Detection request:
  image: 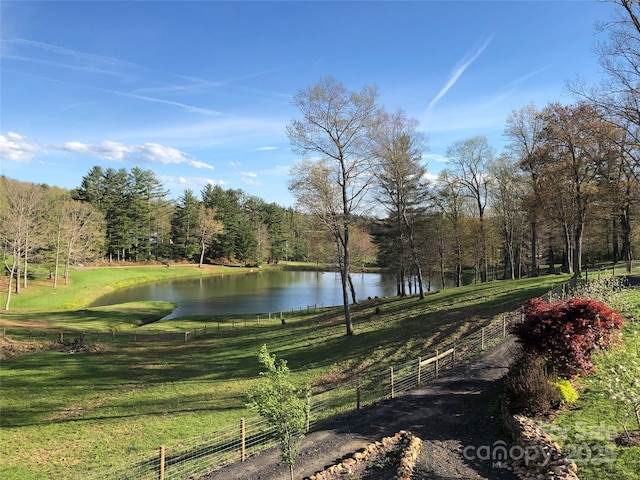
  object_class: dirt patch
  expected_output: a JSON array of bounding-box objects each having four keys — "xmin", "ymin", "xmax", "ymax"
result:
[{"xmin": 612, "ymin": 430, "xmax": 640, "ymax": 447}]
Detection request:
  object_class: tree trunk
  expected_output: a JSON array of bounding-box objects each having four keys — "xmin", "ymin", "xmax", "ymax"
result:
[
  {"xmin": 64, "ymin": 244, "xmax": 72, "ymax": 286},
  {"xmin": 403, "ymin": 214, "xmax": 424, "ymax": 299},
  {"xmin": 15, "ymin": 257, "xmax": 21, "ymax": 295},
  {"xmin": 347, "ymin": 274, "xmax": 357, "ymax": 304},
  {"xmin": 620, "ymin": 205, "xmax": 633, "ymax": 273},
  {"xmin": 563, "ymin": 224, "xmax": 573, "ymax": 274},
  {"xmin": 23, "ymin": 231, "xmax": 29, "ymax": 289},
  {"xmin": 438, "ymin": 231, "xmax": 446, "ymax": 290},
  {"xmin": 199, "ymin": 241, "xmax": 206, "ymax": 268},
  {"xmin": 530, "ymin": 218, "xmax": 538, "ymax": 277},
  {"xmin": 573, "ymin": 223, "xmax": 584, "ymax": 278},
  {"xmin": 341, "ymin": 223, "xmax": 354, "ymax": 335},
  {"xmin": 4, "ymin": 258, "xmax": 17, "ymax": 311},
  {"xmin": 54, "ymin": 229, "xmax": 61, "ymax": 288}
]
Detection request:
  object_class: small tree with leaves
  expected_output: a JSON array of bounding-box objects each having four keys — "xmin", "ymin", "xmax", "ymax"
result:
[{"xmin": 248, "ymin": 345, "xmax": 310, "ymax": 480}]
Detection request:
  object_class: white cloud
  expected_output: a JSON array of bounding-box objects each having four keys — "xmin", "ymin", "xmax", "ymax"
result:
[
  {"xmin": 242, "ymin": 177, "xmax": 262, "ymax": 186},
  {"xmin": 241, "ymin": 171, "xmax": 258, "ymax": 178},
  {"xmin": 428, "ymin": 34, "xmax": 494, "ymax": 112},
  {"xmin": 61, "ymin": 139, "xmax": 214, "ymax": 168},
  {"xmin": 423, "ymin": 153, "xmax": 449, "ymax": 164},
  {"xmin": 0, "ymin": 132, "xmax": 42, "ymax": 162},
  {"xmin": 255, "ymin": 146, "xmax": 277, "ymax": 151}
]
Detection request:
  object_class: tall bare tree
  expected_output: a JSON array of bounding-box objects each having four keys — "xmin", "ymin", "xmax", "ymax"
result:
[
  {"xmin": 445, "ymin": 136, "xmax": 494, "ymax": 282},
  {"xmin": 288, "ymin": 77, "xmax": 379, "ymax": 336},
  {"xmin": 489, "ymin": 154, "xmax": 527, "ymax": 279},
  {"xmin": 504, "ymin": 102, "xmax": 547, "ymax": 276},
  {"xmin": 433, "ymin": 171, "xmax": 466, "ymax": 288},
  {"xmin": 371, "ymin": 109, "xmax": 429, "ymax": 298}
]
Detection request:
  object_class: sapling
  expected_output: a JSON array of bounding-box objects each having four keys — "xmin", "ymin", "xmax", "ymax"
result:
[{"xmin": 248, "ymin": 344, "xmax": 310, "ymax": 480}]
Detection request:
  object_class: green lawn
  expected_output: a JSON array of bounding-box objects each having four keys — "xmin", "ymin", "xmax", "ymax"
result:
[{"xmin": 1, "ymin": 267, "xmax": 570, "ymax": 479}]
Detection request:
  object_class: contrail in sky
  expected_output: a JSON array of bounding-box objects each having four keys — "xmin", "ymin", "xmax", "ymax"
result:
[{"xmin": 428, "ymin": 34, "xmax": 494, "ymax": 111}]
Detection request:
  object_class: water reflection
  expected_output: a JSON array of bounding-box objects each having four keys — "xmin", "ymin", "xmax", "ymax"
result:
[{"xmin": 90, "ymin": 270, "xmax": 399, "ymax": 318}]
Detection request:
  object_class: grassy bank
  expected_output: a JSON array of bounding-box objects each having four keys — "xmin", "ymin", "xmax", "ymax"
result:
[
  {"xmin": 0, "ymin": 268, "xmax": 569, "ymax": 479},
  {"xmin": 1, "ymin": 263, "xmax": 253, "ymax": 313},
  {"xmin": 542, "ymin": 288, "xmax": 640, "ymax": 480}
]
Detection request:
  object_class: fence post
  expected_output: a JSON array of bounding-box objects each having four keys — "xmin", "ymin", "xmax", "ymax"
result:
[
  {"xmin": 240, "ymin": 418, "xmax": 246, "ymax": 462},
  {"xmin": 503, "ymin": 314, "xmax": 507, "ymax": 338},
  {"xmin": 452, "ymin": 343, "xmax": 456, "ymax": 367},
  {"xmin": 435, "ymin": 349, "xmax": 439, "ymax": 378},
  {"xmin": 417, "ymin": 356, "xmax": 422, "ymax": 386},
  {"xmin": 158, "ymin": 445, "xmax": 165, "ymax": 480},
  {"xmin": 204, "ymin": 325, "xmax": 207, "ymax": 336},
  {"xmin": 390, "ymin": 367, "xmax": 395, "ymax": 398},
  {"xmin": 184, "ymin": 332, "xmax": 188, "ymax": 342},
  {"xmin": 306, "ymin": 397, "xmax": 311, "ymax": 432},
  {"xmin": 357, "ymin": 382, "xmax": 361, "ymax": 410},
  {"xmin": 481, "ymin": 328, "xmax": 485, "ymax": 350},
  {"xmin": 59, "ymin": 332, "xmax": 64, "ymax": 343}
]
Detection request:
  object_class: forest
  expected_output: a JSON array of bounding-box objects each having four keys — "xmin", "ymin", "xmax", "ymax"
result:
[{"xmin": 2, "ymin": 97, "xmax": 638, "ymax": 312}]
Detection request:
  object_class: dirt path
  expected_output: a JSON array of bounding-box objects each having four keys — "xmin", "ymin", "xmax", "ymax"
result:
[{"xmin": 204, "ymin": 338, "xmax": 521, "ymax": 480}]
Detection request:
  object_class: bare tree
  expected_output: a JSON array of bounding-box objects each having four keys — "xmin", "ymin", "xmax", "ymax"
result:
[
  {"xmin": 433, "ymin": 171, "xmax": 466, "ymax": 288},
  {"xmin": 445, "ymin": 136, "xmax": 494, "ymax": 282},
  {"xmin": 568, "ymin": 0, "xmax": 640, "ymax": 178},
  {"xmin": 0, "ymin": 178, "xmax": 44, "ymax": 310},
  {"xmin": 489, "ymin": 154, "xmax": 527, "ymax": 279},
  {"xmin": 288, "ymin": 77, "xmax": 379, "ymax": 336},
  {"xmin": 196, "ymin": 204, "xmax": 223, "ymax": 268},
  {"xmin": 504, "ymin": 102, "xmax": 547, "ymax": 276},
  {"xmin": 371, "ymin": 109, "xmax": 429, "ymax": 298}
]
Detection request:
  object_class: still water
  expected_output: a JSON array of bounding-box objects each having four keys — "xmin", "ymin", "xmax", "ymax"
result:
[{"xmin": 90, "ymin": 270, "xmax": 398, "ymax": 319}]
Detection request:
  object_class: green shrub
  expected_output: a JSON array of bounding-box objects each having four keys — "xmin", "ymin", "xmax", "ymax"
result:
[{"xmin": 552, "ymin": 378, "xmax": 579, "ymax": 405}]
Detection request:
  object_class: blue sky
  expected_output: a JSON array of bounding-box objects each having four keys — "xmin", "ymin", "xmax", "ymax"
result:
[{"xmin": 0, "ymin": 1, "xmax": 617, "ymax": 207}]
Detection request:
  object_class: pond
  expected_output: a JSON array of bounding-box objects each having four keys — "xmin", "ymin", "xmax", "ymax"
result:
[{"xmin": 90, "ymin": 270, "xmax": 400, "ymax": 319}]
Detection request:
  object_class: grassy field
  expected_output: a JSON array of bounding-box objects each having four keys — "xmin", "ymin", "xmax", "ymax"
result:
[
  {"xmin": 0, "ymin": 266, "xmax": 593, "ymax": 479},
  {"xmin": 541, "ymin": 288, "xmax": 640, "ymax": 480}
]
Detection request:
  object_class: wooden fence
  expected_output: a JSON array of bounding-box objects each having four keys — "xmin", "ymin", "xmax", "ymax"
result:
[{"xmin": 92, "ymin": 306, "xmax": 528, "ymax": 480}]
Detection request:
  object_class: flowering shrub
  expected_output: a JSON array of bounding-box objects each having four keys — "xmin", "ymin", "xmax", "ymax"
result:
[{"xmin": 512, "ymin": 297, "xmax": 624, "ymax": 378}]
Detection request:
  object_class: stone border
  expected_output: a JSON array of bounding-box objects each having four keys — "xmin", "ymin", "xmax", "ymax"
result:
[
  {"xmin": 502, "ymin": 412, "xmax": 579, "ymax": 480},
  {"xmin": 307, "ymin": 430, "xmax": 422, "ymax": 480}
]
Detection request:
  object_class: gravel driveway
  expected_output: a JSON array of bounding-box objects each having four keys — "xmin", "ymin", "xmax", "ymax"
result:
[{"xmin": 204, "ymin": 337, "xmax": 521, "ymax": 480}]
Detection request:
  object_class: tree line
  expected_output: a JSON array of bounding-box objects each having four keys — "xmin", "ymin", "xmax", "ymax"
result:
[
  {"xmin": 284, "ymin": 77, "xmax": 637, "ymax": 336},
  {"xmin": 2, "ymin": 1, "xmax": 639, "ymax": 321}
]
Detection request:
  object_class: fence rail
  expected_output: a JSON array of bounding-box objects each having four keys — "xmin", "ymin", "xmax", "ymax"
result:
[
  {"xmin": 1, "ymin": 305, "xmax": 336, "ymax": 346},
  {"xmin": 90, "ymin": 300, "xmax": 537, "ymax": 480}
]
